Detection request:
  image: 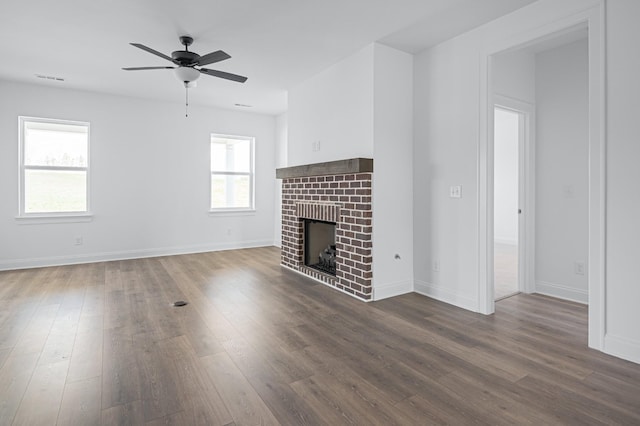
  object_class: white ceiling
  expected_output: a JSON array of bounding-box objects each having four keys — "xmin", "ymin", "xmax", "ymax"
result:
[{"xmin": 0, "ymin": 0, "xmax": 536, "ymax": 115}]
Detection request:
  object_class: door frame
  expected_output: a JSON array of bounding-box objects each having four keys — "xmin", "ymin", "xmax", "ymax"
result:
[
  {"xmin": 477, "ymin": 3, "xmax": 606, "ymax": 351},
  {"xmin": 492, "ymin": 97, "xmax": 535, "ymax": 299}
]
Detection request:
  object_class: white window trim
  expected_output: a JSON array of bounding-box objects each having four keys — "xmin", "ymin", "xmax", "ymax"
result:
[
  {"xmin": 209, "ymin": 133, "xmax": 255, "ymax": 213},
  {"xmin": 17, "ymin": 116, "xmax": 92, "ymax": 220}
]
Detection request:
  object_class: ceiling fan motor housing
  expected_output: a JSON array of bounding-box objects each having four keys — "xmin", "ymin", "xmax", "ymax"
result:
[{"xmin": 172, "ymin": 50, "xmax": 200, "ymax": 66}]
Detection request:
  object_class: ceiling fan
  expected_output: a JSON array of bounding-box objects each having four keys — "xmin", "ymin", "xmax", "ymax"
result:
[{"xmin": 123, "ymin": 35, "xmax": 248, "ymax": 87}]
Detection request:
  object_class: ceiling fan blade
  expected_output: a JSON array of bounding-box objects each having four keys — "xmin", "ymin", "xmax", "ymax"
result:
[
  {"xmin": 197, "ymin": 50, "xmax": 231, "ymax": 66},
  {"xmin": 130, "ymin": 43, "xmax": 176, "ymax": 63},
  {"xmin": 200, "ymin": 68, "xmax": 248, "ymax": 83},
  {"xmin": 122, "ymin": 66, "xmax": 175, "ymax": 71}
]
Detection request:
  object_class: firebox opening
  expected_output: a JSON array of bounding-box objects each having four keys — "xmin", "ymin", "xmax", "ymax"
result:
[{"xmin": 304, "ymin": 219, "xmax": 336, "ymax": 276}]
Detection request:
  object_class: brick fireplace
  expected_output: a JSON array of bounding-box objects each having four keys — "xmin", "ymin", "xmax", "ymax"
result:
[{"xmin": 276, "ymin": 158, "xmax": 373, "ymax": 300}]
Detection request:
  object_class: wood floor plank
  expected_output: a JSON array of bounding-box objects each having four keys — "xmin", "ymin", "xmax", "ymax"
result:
[
  {"xmin": 0, "ymin": 302, "xmax": 39, "ymax": 351},
  {"xmin": 291, "ymin": 371, "xmax": 416, "ymax": 426},
  {"xmin": 37, "ymin": 307, "xmax": 81, "ymax": 366},
  {"xmin": 517, "ymin": 374, "xmax": 636, "ymax": 425},
  {"xmin": 57, "ymin": 375, "xmax": 102, "ymax": 426},
  {"xmin": 10, "ymin": 303, "xmax": 59, "ymax": 357},
  {"xmin": 101, "ymin": 327, "xmax": 141, "ymax": 410},
  {"xmin": 101, "ymin": 400, "xmax": 144, "ymax": 425},
  {"xmin": 0, "ymin": 352, "xmax": 39, "ymax": 425},
  {"xmin": 395, "ymin": 393, "xmax": 494, "ymax": 426},
  {"xmin": 200, "ymin": 351, "xmax": 280, "ymax": 426},
  {"xmin": 135, "ymin": 334, "xmax": 183, "ymax": 422},
  {"xmin": 0, "ymin": 347, "xmax": 11, "ymax": 370},
  {"xmin": 0, "ymin": 247, "xmax": 639, "ymax": 424},
  {"xmin": 67, "ymin": 329, "xmax": 104, "ymax": 382},
  {"xmin": 582, "ymin": 371, "xmax": 640, "ymax": 418},
  {"xmin": 156, "ymin": 335, "xmax": 234, "ymax": 425},
  {"xmin": 12, "ymin": 359, "xmax": 69, "ymax": 426}
]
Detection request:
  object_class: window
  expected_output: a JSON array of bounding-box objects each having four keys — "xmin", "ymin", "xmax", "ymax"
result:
[
  {"xmin": 210, "ymin": 134, "xmax": 254, "ymax": 211},
  {"xmin": 19, "ymin": 117, "xmax": 90, "ymax": 216}
]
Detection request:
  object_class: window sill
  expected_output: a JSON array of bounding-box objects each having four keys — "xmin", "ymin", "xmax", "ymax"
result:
[
  {"xmin": 15, "ymin": 213, "xmax": 94, "ymax": 225},
  {"xmin": 208, "ymin": 209, "xmax": 256, "ymax": 217}
]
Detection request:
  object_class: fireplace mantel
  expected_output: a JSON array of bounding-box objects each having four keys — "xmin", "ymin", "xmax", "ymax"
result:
[{"xmin": 276, "ymin": 158, "xmax": 373, "ymax": 179}]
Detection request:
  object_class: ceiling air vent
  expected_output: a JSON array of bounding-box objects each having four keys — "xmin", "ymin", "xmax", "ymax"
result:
[{"xmin": 35, "ymin": 74, "xmax": 65, "ymax": 82}]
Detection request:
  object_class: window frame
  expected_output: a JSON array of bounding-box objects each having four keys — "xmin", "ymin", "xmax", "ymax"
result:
[
  {"xmin": 209, "ymin": 133, "xmax": 255, "ymax": 213},
  {"xmin": 18, "ymin": 116, "xmax": 91, "ymax": 219}
]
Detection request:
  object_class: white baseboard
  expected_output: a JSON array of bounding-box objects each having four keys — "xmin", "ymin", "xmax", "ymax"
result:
[
  {"xmin": 414, "ymin": 279, "xmax": 478, "ymax": 312},
  {"xmin": 0, "ymin": 239, "xmax": 275, "ymax": 271},
  {"xmin": 604, "ymin": 333, "xmax": 640, "ymax": 365},
  {"xmin": 373, "ymin": 279, "xmax": 413, "ymax": 301},
  {"xmin": 534, "ymin": 280, "xmax": 588, "ymax": 304}
]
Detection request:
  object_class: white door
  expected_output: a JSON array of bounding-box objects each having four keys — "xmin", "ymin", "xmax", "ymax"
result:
[{"xmin": 493, "ymin": 106, "xmax": 525, "ymax": 300}]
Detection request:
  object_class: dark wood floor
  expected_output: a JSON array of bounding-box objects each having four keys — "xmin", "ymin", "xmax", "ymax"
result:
[{"xmin": 0, "ymin": 247, "xmax": 639, "ymax": 425}]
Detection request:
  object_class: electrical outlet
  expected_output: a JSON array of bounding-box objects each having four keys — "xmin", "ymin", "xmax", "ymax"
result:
[
  {"xmin": 227, "ymin": 228, "xmax": 232, "ymax": 236},
  {"xmin": 574, "ymin": 261, "xmax": 585, "ymax": 275},
  {"xmin": 74, "ymin": 236, "xmax": 83, "ymax": 246},
  {"xmin": 433, "ymin": 260, "xmax": 440, "ymax": 272},
  {"xmin": 312, "ymin": 140, "xmax": 321, "ymax": 152}
]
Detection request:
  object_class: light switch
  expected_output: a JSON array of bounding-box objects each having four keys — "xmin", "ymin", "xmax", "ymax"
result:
[{"xmin": 450, "ymin": 185, "xmax": 462, "ymax": 198}]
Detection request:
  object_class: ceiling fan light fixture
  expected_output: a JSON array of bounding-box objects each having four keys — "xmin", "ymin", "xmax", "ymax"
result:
[{"xmin": 174, "ymin": 66, "xmax": 200, "ymax": 84}]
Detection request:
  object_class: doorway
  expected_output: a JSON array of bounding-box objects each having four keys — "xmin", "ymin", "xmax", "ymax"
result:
[
  {"xmin": 493, "ymin": 106, "xmax": 523, "ymax": 300},
  {"xmin": 479, "ymin": 9, "xmax": 605, "ymax": 351}
]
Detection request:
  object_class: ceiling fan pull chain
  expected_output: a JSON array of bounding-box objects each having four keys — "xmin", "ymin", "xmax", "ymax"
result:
[{"xmin": 185, "ymin": 85, "xmax": 189, "ymax": 117}]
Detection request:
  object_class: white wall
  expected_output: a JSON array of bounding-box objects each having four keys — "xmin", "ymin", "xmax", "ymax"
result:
[
  {"xmin": 413, "ymin": 26, "xmax": 484, "ymax": 311},
  {"xmin": 413, "ymin": 0, "xmax": 628, "ymax": 345},
  {"xmin": 605, "ymin": 0, "xmax": 640, "ymax": 360},
  {"xmin": 493, "ymin": 50, "xmax": 536, "ymax": 103},
  {"xmin": 273, "ymin": 112, "xmax": 288, "ymax": 247},
  {"xmin": 372, "ymin": 43, "xmax": 414, "ymax": 299},
  {"xmin": 287, "ymin": 45, "xmax": 374, "ymax": 166},
  {"xmin": 414, "ymin": 0, "xmax": 640, "ymax": 363},
  {"xmin": 0, "ymin": 80, "xmax": 276, "ymax": 269},
  {"xmin": 285, "ymin": 43, "xmax": 414, "ymax": 300},
  {"xmin": 535, "ymin": 39, "xmax": 589, "ymax": 303}
]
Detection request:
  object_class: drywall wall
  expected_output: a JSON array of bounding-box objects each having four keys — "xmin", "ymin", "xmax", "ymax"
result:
[
  {"xmin": 414, "ymin": 0, "xmax": 640, "ymax": 364},
  {"xmin": 372, "ymin": 43, "xmax": 414, "ymax": 299},
  {"xmin": 274, "ymin": 112, "xmax": 288, "ymax": 247},
  {"xmin": 413, "ymin": 25, "xmax": 484, "ymax": 311},
  {"xmin": 284, "ymin": 42, "xmax": 414, "ymax": 300},
  {"xmin": 492, "ymin": 50, "xmax": 536, "ymax": 103},
  {"xmin": 287, "ymin": 45, "xmax": 374, "ymax": 166},
  {"xmin": 413, "ymin": 2, "xmax": 603, "ymax": 319},
  {"xmin": 535, "ymin": 39, "xmax": 588, "ymax": 303},
  {"xmin": 0, "ymin": 80, "xmax": 276, "ymax": 269},
  {"xmin": 605, "ymin": 0, "xmax": 640, "ymax": 360}
]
